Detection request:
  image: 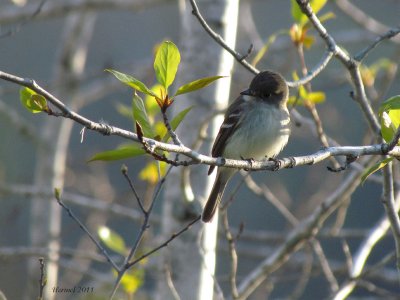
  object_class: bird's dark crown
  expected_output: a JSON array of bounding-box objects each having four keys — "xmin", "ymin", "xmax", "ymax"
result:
[{"xmin": 246, "ymin": 70, "xmax": 288, "ymax": 101}]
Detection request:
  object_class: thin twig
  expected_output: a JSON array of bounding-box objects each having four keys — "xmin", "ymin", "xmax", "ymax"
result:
[
  {"xmin": 121, "ymin": 165, "xmax": 146, "ymax": 214},
  {"xmin": 355, "ymin": 26, "xmax": 400, "ymax": 62},
  {"xmin": 0, "ymin": 0, "xmax": 46, "ymax": 38},
  {"xmin": 38, "ymin": 257, "xmax": 46, "ymax": 300},
  {"xmin": 381, "ymin": 161, "xmax": 400, "ymax": 273},
  {"xmin": 55, "ymin": 190, "xmax": 119, "ymax": 271},
  {"xmin": 295, "ymin": 0, "xmax": 381, "ymax": 134},
  {"xmin": 126, "ymin": 215, "xmax": 201, "ymax": 269},
  {"xmin": 222, "ymin": 211, "xmax": 239, "ymax": 299},
  {"xmin": 162, "ymin": 109, "xmax": 183, "ymax": 146},
  {"xmin": 110, "ymin": 164, "xmax": 175, "ymax": 298},
  {"xmin": 188, "ymin": 0, "xmax": 258, "ymax": 75}
]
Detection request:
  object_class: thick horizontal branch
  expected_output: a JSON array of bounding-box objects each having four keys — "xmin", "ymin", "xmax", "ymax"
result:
[{"xmin": 1, "ymin": 69, "xmax": 399, "ymax": 172}]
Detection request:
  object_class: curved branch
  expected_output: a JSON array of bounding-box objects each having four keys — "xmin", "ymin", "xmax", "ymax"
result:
[
  {"xmin": 189, "ymin": 0, "xmax": 258, "ymax": 75},
  {"xmin": 1, "ymin": 69, "xmax": 400, "ymax": 173},
  {"xmin": 294, "ymin": 0, "xmax": 381, "ymax": 134}
]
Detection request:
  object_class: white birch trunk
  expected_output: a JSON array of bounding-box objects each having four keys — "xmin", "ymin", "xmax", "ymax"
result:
[{"xmin": 156, "ymin": 0, "xmax": 239, "ymax": 299}]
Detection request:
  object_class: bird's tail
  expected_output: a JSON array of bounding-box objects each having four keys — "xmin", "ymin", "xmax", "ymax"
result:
[{"xmin": 202, "ymin": 171, "xmax": 231, "ymax": 222}]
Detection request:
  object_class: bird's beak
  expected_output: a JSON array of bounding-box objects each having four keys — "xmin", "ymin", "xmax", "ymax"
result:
[{"xmin": 240, "ymin": 89, "xmax": 252, "ymax": 96}]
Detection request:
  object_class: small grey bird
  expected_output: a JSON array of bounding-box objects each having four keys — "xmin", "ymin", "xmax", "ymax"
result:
[{"xmin": 202, "ymin": 70, "xmax": 291, "ymax": 222}]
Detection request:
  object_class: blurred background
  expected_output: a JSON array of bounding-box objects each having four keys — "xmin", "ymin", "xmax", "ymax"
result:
[{"xmin": 0, "ymin": 0, "xmax": 400, "ymax": 299}]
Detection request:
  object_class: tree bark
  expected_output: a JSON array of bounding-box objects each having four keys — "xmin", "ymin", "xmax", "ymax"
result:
[{"xmin": 156, "ymin": 0, "xmax": 239, "ymax": 299}]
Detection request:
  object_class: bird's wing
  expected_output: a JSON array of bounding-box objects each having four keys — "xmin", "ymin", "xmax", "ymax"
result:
[{"xmin": 208, "ymin": 96, "xmax": 245, "ymax": 175}]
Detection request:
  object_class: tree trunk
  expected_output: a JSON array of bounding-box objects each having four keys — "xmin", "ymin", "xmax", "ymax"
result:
[{"xmin": 156, "ymin": 0, "xmax": 239, "ymax": 299}]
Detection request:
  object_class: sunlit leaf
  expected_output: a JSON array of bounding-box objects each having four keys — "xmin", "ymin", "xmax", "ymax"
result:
[
  {"xmin": 303, "ymin": 35, "xmax": 315, "ymax": 49},
  {"xmin": 379, "ymin": 95, "xmax": 400, "ymax": 114},
  {"xmin": 318, "ymin": 11, "xmax": 335, "ymax": 23},
  {"xmin": 20, "ymin": 87, "xmax": 48, "ymax": 113},
  {"xmin": 154, "ymin": 41, "xmax": 180, "ymax": 92},
  {"xmin": 162, "ymin": 106, "xmax": 193, "ymax": 142},
  {"xmin": 361, "ymin": 157, "xmax": 394, "ymax": 184},
  {"xmin": 252, "ymin": 30, "xmax": 288, "ymax": 67},
  {"xmin": 107, "ymin": 69, "xmax": 158, "ymax": 98},
  {"xmin": 291, "ymin": 0, "xmax": 328, "ymax": 25},
  {"xmin": 88, "ymin": 144, "xmax": 145, "ymax": 162},
  {"xmin": 145, "ymin": 84, "xmax": 164, "ymax": 122},
  {"xmin": 115, "ymin": 103, "xmax": 132, "ymax": 119},
  {"xmin": 98, "ymin": 226, "xmax": 127, "ymax": 256},
  {"xmin": 139, "ymin": 161, "xmax": 167, "ymax": 184},
  {"xmin": 379, "ymin": 96, "xmax": 400, "ymax": 143},
  {"xmin": 175, "ymin": 76, "xmax": 225, "ymax": 97},
  {"xmin": 307, "ymin": 91, "xmax": 326, "ymax": 104},
  {"xmin": 118, "ymin": 269, "xmax": 144, "ymax": 295},
  {"xmin": 133, "ymin": 92, "xmax": 155, "ymax": 138}
]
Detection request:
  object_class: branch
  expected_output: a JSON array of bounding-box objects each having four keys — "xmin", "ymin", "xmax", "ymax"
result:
[
  {"xmin": 126, "ymin": 215, "xmax": 201, "ymax": 269},
  {"xmin": 332, "ymin": 206, "xmax": 398, "ymax": 299},
  {"xmin": 188, "ymin": 0, "xmax": 258, "ymax": 75},
  {"xmin": 189, "ymin": 0, "xmax": 333, "ymax": 88},
  {"xmin": 38, "ymin": 257, "xmax": 46, "ymax": 300},
  {"xmin": 355, "ymin": 26, "xmax": 400, "ymax": 61},
  {"xmin": 0, "ymin": 0, "xmax": 164, "ymax": 25},
  {"xmin": 3, "ymin": 68, "xmax": 400, "ymax": 171},
  {"xmin": 237, "ymin": 168, "xmax": 363, "ymax": 299},
  {"xmin": 55, "ymin": 190, "xmax": 120, "ymax": 271},
  {"xmin": 295, "ymin": 0, "xmax": 380, "ymax": 134},
  {"xmin": 335, "ymin": 0, "xmax": 400, "ymax": 44},
  {"xmin": 381, "ymin": 162, "xmax": 400, "ymax": 273}
]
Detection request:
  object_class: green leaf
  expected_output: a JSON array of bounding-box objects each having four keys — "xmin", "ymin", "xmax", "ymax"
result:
[
  {"xmin": 118, "ymin": 269, "xmax": 144, "ymax": 295},
  {"xmin": 115, "ymin": 103, "xmax": 132, "ymax": 119},
  {"xmin": 307, "ymin": 91, "xmax": 326, "ymax": 104},
  {"xmin": 145, "ymin": 84, "xmax": 164, "ymax": 122},
  {"xmin": 379, "ymin": 95, "xmax": 400, "ymax": 142},
  {"xmin": 139, "ymin": 161, "xmax": 167, "ymax": 184},
  {"xmin": 88, "ymin": 144, "xmax": 145, "ymax": 162},
  {"xmin": 379, "ymin": 95, "xmax": 400, "ymax": 114},
  {"xmin": 154, "ymin": 41, "xmax": 180, "ymax": 92},
  {"xmin": 162, "ymin": 106, "xmax": 193, "ymax": 142},
  {"xmin": 98, "ymin": 226, "xmax": 127, "ymax": 256},
  {"xmin": 107, "ymin": 69, "xmax": 158, "ymax": 98},
  {"xmin": 133, "ymin": 92, "xmax": 155, "ymax": 138},
  {"xmin": 20, "ymin": 87, "xmax": 48, "ymax": 113},
  {"xmin": 361, "ymin": 157, "xmax": 394, "ymax": 184},
  {"xmin": 252, "ymin": 30, "xmax": 287, "ymax": 67},
  {"xmin": 174, "ymin": 76, "xmax": 225, "ymax": 97},
  {"xmin": 291, "ymin": 0, "xmax": 328, "ymax": 25}
]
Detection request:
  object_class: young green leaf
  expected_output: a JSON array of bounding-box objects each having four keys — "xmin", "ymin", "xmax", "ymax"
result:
[
  {"xmin": 139, "ymin": 161, "xmax": 167, "ymax": 184},
  {"xmin": 379, "ymin": 95, "xmax": 400, "ymax": 115},
  {"xmin": 361, "ymin": 157, "xmax": 394, "ymax": 184},
  {"xmin": 162, "ymin": 106, "xmax": 193, "ymax": 142},
  {"xmin": 174, "ymin": 76, "xmax": 226, "ymax": 97},
  {"xmin": 132, "ymin": 92, "xmax": 155, "ymax": 138},
  {"xmin": 98, "ymin": 226, "xmax": 127, "ymax": 256},
  {"xmin": 145, "ymin": 84, "xmax": 164, "ymax": 122},
  {"xmin": 118, "ymin": 269, "xmax": 144, "ymax": 295},
  {"xmin": 252, "ymin": 30, "xmax": 287, "ymax": 67},
  {"xmin": 20, "ymin": 87, "xmax": 48, "ymax": 113},
  {"xmin": 154, "ymin": 41, "xmax": 180, "ymax": 92},
  {"xmin": 106, "ymin": 69, "xmax": 158, "ymax": 98},
  {"xmin": 291, "ymin": 0, "xmax": 328, "ymax": 25},
  {"xmin": 88, "ymin": 144, "xmax": 145, "ymax": 162},
  {"xmin": 307, "ymin": 91, "xmax": 326, "ymax": 104},
  {"xmin": 379, "ymin": 95, "xmax": 400, "ymax": 142}
]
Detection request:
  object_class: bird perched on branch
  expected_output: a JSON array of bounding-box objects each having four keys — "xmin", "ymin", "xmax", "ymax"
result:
[{"xmin": 202, "ymin": 70, "xmax": 291, "ymax": 222}]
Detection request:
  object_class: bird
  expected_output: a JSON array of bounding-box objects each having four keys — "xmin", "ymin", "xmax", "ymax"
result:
[{"xmin": 202, "ymin": 70, "xmax": 291, "ymax": 222}]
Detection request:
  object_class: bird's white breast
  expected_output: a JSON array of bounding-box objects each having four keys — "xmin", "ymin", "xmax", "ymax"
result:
[{"xmin": 223, "ymin": 102, "xmax": 290, "ymax": 160}]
